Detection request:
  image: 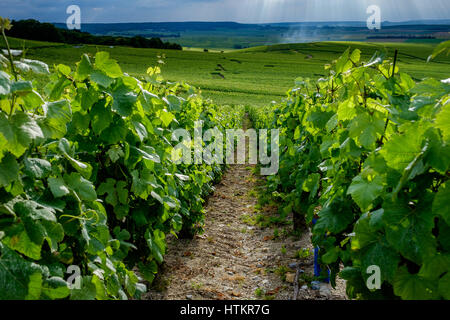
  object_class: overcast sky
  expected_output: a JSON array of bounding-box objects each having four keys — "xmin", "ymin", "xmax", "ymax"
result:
[{"xmin": 1, "ymin": 0, "xmax": 449, "ymax": 23}]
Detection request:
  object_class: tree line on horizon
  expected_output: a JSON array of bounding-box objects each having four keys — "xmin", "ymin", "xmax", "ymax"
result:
[{"xmin": 5, "ymin": 19, "xmax": 182, "ymax": 50}]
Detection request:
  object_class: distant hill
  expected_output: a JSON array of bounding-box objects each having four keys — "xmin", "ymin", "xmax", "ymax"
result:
[
  {"xmin": 382, "ymin": 19, "xmax": 450, "ymax": 26},
  {"xmin": 49, "ymin": 20, "xmax": 450, "ymax": 49},
  {"xmin": 7, "ymin": 19, "xmax": 182, "ymax": 50},
  {"xmin": 53, "ymin": 20, "xmax": 450, "ymax": 35}
]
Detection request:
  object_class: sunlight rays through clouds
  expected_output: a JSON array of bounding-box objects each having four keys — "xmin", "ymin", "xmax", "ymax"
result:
[
  {"xmin": 0, "ymin": 0, "xmax": 448, "ymax": 23},
  {"xmin": 240, "ymin": 0, "xmax": 449, "ymax": 23}
]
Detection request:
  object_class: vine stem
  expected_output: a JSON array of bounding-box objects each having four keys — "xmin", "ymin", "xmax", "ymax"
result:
[
  {"xmin": 378, "ymin": 116, "xmax": 390, "ymax": 147},
  {"xmin": 1, "ymin": 26, "xmax": 18, "ymax": 81},
  {"xmin": 1, "ymin": 23, "xmax": 19, "ymax": 116},
  {"xmin": 391, "ymin": 49, "xmax": 399, "ymax": 78},
  {"xmin": 378, "ymin": 50, "xmax": 399, "ymax": 145},
  {"xmin": 292, "ymin": 262, "xmax": 302, "ymax": 300}
]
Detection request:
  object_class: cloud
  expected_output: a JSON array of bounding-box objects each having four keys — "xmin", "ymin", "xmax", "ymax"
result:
[{"xmin": 0, "ymin": 0, "xmax": 448, "ymax": 23}]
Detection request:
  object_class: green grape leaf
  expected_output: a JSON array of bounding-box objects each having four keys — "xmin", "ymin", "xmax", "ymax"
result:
[
  {"xmin": 132, "ymin": 146, "xmax": 160, "ymax": 163},
  {"xmin": 41, "ymin": 100, "xmax": 72, "ymax": 139},
  {"xmin": 433, "ymin": 183, "xmax": 450, "ymax": 225},
  {"xmin": 302, "ymin": 173, "xmax": 320, "ymax": 199},
  {"xmin": 435, "ymin": 102, "xmax": 450, "ymax": 142},
  {"xmin": 90, "ymin": 99, "xmax": 112, "ymax": 135},
  {"xmin": 107, "ymin": 145, "xmax": 124, "ymax": 163},
  {"xmin": 350, "ymin": 49, "xmax": 361, "ymax": 64},
  {"xmin": 368, "ymin": 208, "xmax": 383, "ymax": 230},
  {"xmin": 48, "ymin": 177, "xmax": 70, "ymax": 198},
  {"xmin": 163, "ymin": 196, "xmax": 179, "ymax": 210},
  {"xmin": 325, "ymin": 113, "xmax": 338, "ymax": 132},
  {"xmin": 438, "ymin": 273, "xmax": 450, "ymax": 299},
  {"xmin": 132, "ymin": 120, "xmax": 148, "ymax": 142},
  {"xmin": 64, "ymin": 172, "xmax": 97, "ymax": 201},
  {"xmin": 75, "ymin": 54, "xmax": 93, "ymax": 81},
  {"xmin": 70, "ymin": 276, "xmax": 97, "ymax": 300},
  {"xmin": 347, "ymin": 175, "xmax": 384, "ymax": 212},
  {"xmin": 111, "ymin": 84, "xmax": 137, "ymax": 117},
  {"xmin": 428, "ymin": 40, "xmax": 450, "ymax": 61},
  {"xmin": 116, "ymin": 181, "xmax": 129, "ymax": 204},
  {"xmin": 339, "ymin": 266, "xmax": 361, "ymax": 281},
  {"xmin": 0, "ymin": 153, "xmax": 19, "ymax": 187},
  {"xmin": 3, "ymin": 227, "xmax": 42, "ymax": 260},
  {"xmin": 91, "ymin": 70, "xmax": 114, "ymax": 88},
  {"xmin": 70, "ymin": 111, "xmax": 90, "ymax": 132},
  {"xmin": 40, "ymin": 220, "xmax": 64, "ymax": 251},
  {"xmin": 353, "ymin": 215, "xmax": 400, "ymax": 282},
  {"xmin": 314, "ymin": 203, "xmax": 354, "ymax": 234},
  {"xmin": 394, "ymin": 266, "xmax": 439, "ymax": 300},
  {"xmin": 58, "ymin": 138, "xmax": 92, "ymax": 178},
  {"xmin": 23, "ymin": 158, "xmax": 51, "ymax": 179},
  {"xmin": 307, "ymin": 111, "xmax": 334, "ymax": 129},
  {"xmin": 11, "ymin": 80, "xmax": 33, "ymax": 93},
  {"xmin": 41, "ymin": 277, "xmax": 70, "ymax": 299},
  {"xmin": 159, "ymin": 109, "xmax": 175, "ymax": 127},
  {"xmin": 79, "ymin": 86, "xmax": 99, "ymax": 111},
  {"xmin": 0, "ymin": 70, "xmax": 11, "ymax": 95},
  {"xmin": 95, "ymin": 51, "xmax": 122, "ymax": 78},
  {"xmin": 100, "ymin": 117, "xmax": 127, "ymax": 144},
  {"xmin": 166, "ymin": 94, "xmax": 182, "ymax": 112},
  {"xmin": 14, "ymin": 200, "xmax": 57, "ymax": 222},
  {"xmin": 26, "ymin": 272, "xmax": 43, "ymax": 299},
  {"xmin": 146, "ymin": 233, "xmax": 162, "ymax": 264},
  {"xmin": 348, "ymin": 113, "xmax": 385, "ymax": 149},
  {"xmin": 21, "ymin": 59, "xmax": 50, "ymax": 75},
  {"xmin": 0, "ymin": 112, "xmax": 44, "ymax": 157},
  {"xmin": 321, "ymin": 247, "xmax": 340, "ymax": 264},
  {"xmin": 419, "ymin": 254, "xmax": 450, "ymax": 279},
  {"xmin": 48, "ymin": 77, "xmax": 71, "ymax": 101},
  {"xmin": 138, "ymin": 261, "xmax": 158, "ymax": 284},
  {"xmin": 337, "ymin": 98, "xmax": 356, "ymax": 121},
  {"xmin": 150, "ymin": 190, "xmax": 163, "ymax": 204},
  {"xmin": 174, "ymin": 173, "xmax": 190, "ymax": 181},
  {"xmin": 145, "ymin": 229, "xmax": 165, "ymax": 264},
  {"xmin": 425, "ymin": 129, "xmax": 450, "ymax": 173},
  {"xmin": 335, "ymin": 48, "xmax": 351, "ymax": 74},
  {"xmin": 97, "ymin": 179, "xmax": 118, "ymax": 206},
  {"xmin": 0, "ymin": 243, "xmax": 45, "ymax": 299},
  {"xmin": 380, "ymin": 122, "xmax": 427, "ymax": 172},
  {"xmin": 383, "ymin": 197, "xmax": 436, "ymax": 264},
  {"xmin": 131, "ymin": 170, "xmax": 148, "ymax": 198},
  {"xmin": 20, "ymin": 218, "xmax": 47, "ymax": 248},
  {"xmin": 56, "ymin": 64, "xmax": 71, "ymax": 77},
  {"xmin": 361, "ymin": 241, "xmax": 400, "ymax": 284}
]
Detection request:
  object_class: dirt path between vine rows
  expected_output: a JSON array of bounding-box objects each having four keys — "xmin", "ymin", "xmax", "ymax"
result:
[{"xmin": 144, "ymin": 163, "xmax": 347, "ymax": 300}]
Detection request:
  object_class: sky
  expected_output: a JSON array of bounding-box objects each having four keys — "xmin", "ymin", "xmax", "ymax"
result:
[{"xmin": 1, "ymin": 0, "xmax": 449, "ymax": 24}]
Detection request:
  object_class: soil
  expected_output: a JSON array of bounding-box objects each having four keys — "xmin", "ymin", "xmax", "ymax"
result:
[{"xmin": 144, "ymin": 163, "xmax": 347, "ymax": 300}]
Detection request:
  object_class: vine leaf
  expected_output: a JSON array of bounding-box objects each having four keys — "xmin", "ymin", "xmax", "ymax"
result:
[{"xmin": 347, "ymin": 175, "xmax": 383, "ymax": 212}]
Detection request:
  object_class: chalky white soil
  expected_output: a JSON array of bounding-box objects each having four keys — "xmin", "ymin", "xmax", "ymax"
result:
[{"xmin": 145, "ymin": 163, "xmax": 347, "ymax": 300}]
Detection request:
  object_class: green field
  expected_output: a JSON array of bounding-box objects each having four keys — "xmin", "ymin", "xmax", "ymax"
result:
[
  {"xmin": 72, "ymin": 21, "xmax": 449, "ymax": 49},
  {"xmin": 2, "ymin": 37, "xmax": 449, "ymax": 106}
]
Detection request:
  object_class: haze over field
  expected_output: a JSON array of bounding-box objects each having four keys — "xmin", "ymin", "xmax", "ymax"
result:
[{"xmin": 1, "ymin": 0, "xmax": 450, "ymax": 23}]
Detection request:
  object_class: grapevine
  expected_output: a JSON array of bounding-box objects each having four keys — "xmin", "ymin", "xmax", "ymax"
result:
[
  {"xmin": 251, "ymin": 46, "xmax": 450, "ymax": 300},
  {"xmin": 0, "ymin": 17, "xmax": 243, "ymax": 299}
]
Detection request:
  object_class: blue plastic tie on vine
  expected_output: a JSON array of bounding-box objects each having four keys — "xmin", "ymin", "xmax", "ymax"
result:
[{"xmin": 312, "ymin": 217, "xmax": 330, "ymax": 283}]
